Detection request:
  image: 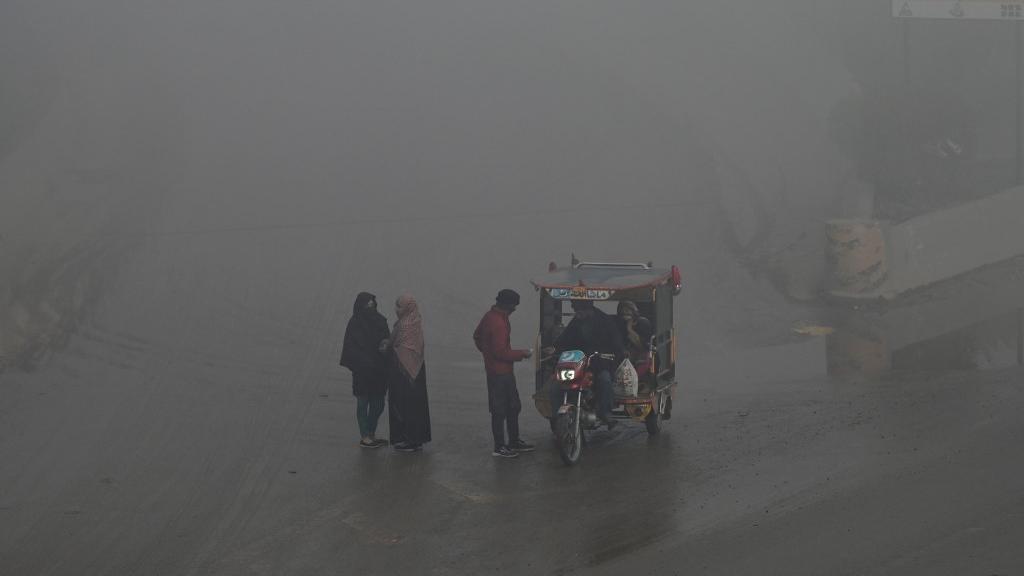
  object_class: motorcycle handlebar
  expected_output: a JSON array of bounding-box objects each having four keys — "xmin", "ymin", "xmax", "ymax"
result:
[{"xmin": 543, "ymin": 351, "xmax": 619, "ymax": 362}]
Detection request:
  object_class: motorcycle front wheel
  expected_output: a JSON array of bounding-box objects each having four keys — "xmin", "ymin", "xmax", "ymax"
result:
[{"xmin": 556, "ymin": 406, "xmax": 583, "ymax": 466}]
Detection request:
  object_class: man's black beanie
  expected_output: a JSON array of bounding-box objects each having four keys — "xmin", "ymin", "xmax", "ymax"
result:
[{"xmin": 496, "ymin": 289, "xmax": 520, "ymax": 307}]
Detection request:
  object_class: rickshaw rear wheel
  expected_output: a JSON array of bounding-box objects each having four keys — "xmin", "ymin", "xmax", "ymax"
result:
[{"xmin": 645, "ymin": 410, "xmax": 661, "ymax": 435}]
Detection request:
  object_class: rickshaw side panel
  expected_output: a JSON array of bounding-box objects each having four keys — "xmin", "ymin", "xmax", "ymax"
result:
[{"xmin": 652, "ymin": 284, "xmax": 676, "ymax": 381}]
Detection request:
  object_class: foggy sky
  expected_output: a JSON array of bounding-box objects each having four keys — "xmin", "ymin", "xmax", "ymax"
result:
[{"xmin": 3, "ymin": 1, "xmax": 1019, "ymax": 365}]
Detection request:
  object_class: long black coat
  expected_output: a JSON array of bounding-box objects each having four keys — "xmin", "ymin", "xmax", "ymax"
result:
[
  {"xmin": 554, "ymin": 307, "xmax": 626, "ymax": 372},
  {"xmin": 340, "ymin": 292, "xmax": 391, "ymax": 397}
]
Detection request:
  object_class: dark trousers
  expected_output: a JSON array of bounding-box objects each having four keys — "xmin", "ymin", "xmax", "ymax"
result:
[
  {"xmin": 594, "ymin": 369, "xmax": 613, "ymax": 420},
  {"xmin": 487, "ymin": 373, "xmax": 522, "ymax": 449},
  {"xmin": 356, "ymin": 395, "xmax": 386, "ymax": 438}
]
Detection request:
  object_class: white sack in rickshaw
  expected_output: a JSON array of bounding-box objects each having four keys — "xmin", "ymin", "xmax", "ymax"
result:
[{"xmin": 614, "ymin": 359, "xmax": 638, "ymax": 397}]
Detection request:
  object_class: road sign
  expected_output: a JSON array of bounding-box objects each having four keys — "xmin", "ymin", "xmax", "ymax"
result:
[{"xmin": 894, "ymin": 0, "xmax": 1024, "ymax": 19}]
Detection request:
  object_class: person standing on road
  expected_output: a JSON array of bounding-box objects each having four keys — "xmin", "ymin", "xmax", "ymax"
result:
[
  {"xmin": 388, "ymin": 293, "xmax": 431, "ymax": 453},
  {"xmin": 473, "ymin": 289, "xmax": 534, "ymax": 459},
  {"xmin": 340, "ymin": 292, "xmax": 391, "ymax": 449}
]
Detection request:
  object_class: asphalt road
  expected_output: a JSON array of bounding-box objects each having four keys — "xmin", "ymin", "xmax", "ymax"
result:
[
  {"xmin": 2, "ymin": 182, "xmax": 1022, "ymax": 576},
  {"xmin": 3, "ymin": 290, "xmax": 1022, "ymax": 576}
]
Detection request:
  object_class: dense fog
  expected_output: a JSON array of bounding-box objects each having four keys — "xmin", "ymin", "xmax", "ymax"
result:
[
  {"xmin": 3, "ymin": 0, "xmax": 1023, "ymax": 382},
  {"xmin": 5, "ymin": 3, "xmax": 1024, "ymax": 574}
]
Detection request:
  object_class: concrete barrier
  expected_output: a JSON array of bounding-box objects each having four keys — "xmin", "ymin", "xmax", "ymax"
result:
[
  {"xmin": 826, "ymin": 257, "xmax": 1024, "ymax": 376},
  {"xmin": 827, "ymin": 186, "xmax": 1024, "ymax": 299},
  {"xmin": 884, "ymin": 186, "xmax": 1024, "ymax": 295}
]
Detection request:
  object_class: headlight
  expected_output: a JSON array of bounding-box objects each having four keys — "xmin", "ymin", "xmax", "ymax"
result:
[{"xmin": 557, "ymin": 369, "xmax": 576, "ymax": 381}]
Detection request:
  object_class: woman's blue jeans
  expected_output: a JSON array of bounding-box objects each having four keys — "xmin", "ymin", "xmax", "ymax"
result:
[{"xmin": 356, "ymin": 395, "xmax": 385, "ymax": 437}]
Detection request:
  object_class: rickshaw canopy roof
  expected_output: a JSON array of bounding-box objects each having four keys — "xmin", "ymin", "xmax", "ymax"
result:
[{"xmin": 531, "ymin": 263, "xmax": 673, "ymax": 292}]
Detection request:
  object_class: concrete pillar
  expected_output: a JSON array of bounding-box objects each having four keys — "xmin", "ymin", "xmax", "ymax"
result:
[
  {"xmin": 826, "ymin": 219, "xmax": 887, "ymax": 296},
  {"xmin": 827, "ymin": 330, "xmax": 891, "ymax": 378}
]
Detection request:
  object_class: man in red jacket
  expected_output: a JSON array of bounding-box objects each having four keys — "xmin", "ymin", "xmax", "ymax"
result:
[{"xmin": 474, "ymin": 289, "xmax": 534, "ymax": 458}]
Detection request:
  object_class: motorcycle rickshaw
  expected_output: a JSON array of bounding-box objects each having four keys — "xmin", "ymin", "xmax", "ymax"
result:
[{"xmin": 531, "ymin": 259, "xmax": 682, "ymax": 465}]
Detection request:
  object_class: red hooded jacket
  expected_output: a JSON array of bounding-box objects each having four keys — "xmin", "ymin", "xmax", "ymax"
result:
[{"xmin": 473, "ymin": 306, "xmax": 528, "ymax": 375}]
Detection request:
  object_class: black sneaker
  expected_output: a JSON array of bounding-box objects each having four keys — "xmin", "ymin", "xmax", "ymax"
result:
[
  {"xmin": 359, "ymin": 439, "xmax": 380, "ymax": 449},
  {"xmin": 394, "ymin": 443, "xmax": 422, "ymax": 453},
  {"xmin": 492, "ymin": 446, "xmax": 519, "ymax": 458},
  {"xmin": 509, "ymin": 440, "xmax": 535, "ymax": 452},
  {"xmin": 371, "ymin": 437, "xmax": 389, "ymax": 446}
]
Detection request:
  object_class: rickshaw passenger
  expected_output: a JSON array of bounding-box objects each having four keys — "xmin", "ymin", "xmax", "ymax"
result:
[
  {"xmin": 616, "ymin": 300, "xmax": 652, "ymax": 364},
  {"xmin": 547, "ymin": 299, "xmax": 624, "ymax": 429}
]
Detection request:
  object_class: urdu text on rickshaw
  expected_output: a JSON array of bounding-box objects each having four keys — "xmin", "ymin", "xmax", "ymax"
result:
[{"xmin": 547, "ymin": 288, "xmax": 614, "ymax": 300}]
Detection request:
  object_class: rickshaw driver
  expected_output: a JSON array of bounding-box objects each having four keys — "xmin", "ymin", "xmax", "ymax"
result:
[{"xmin": 543, "ymin": 299, "xmax": 625, "ymax": 429}]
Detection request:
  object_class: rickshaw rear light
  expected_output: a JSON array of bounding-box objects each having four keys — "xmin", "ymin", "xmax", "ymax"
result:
[{"xmin": 671, "ymin": 265, "xmax": 682, "ymax": 294}]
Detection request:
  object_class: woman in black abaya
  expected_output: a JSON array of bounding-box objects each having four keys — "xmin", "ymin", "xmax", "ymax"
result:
[{"xmin": 340, "ymin": 292, "xmax": 391, "ymax": 448}]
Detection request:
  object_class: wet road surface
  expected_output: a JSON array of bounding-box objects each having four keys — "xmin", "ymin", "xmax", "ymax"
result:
[
  {"xmin": 2, "ymin": 209, "xmax": 1024, "ymax": 575},
  {"xmin": 2, "ymin": 184, "xmax": 1023, "ymax": 576},
  {"xmin": 3, "ymin": 301, "xmax": 1023, "ymax": 575}
]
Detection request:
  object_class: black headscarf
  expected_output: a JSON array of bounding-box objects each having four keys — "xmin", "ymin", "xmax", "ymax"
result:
[{"xmin": 340, "ymin": 292, "xmax": 390, "ymax": 375}]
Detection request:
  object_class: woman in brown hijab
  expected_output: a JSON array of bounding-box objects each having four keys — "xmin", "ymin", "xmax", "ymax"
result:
[{"xmin": 388, "ymin": 293, "xmax": 431, "ymax": 452}]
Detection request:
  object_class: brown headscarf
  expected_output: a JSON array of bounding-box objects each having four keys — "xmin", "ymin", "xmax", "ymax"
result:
[{"xmin": 392, "ymin": 293, "xmax": 425, "ymax": 379}]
